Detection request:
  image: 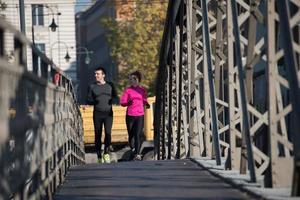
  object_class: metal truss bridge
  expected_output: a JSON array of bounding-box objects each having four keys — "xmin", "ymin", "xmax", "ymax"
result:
[{"xmin": 1, "ymin": 0, "xmax": 300, "ymax": 199}]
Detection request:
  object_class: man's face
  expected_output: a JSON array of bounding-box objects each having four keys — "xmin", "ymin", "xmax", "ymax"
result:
[{"xmin": 95, "ymin": 70, "xmax": 105, "ymax": 82}]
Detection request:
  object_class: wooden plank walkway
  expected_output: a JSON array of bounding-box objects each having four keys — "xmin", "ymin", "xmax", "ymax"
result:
[{"xmin": 54, "ymin": 159, "xmax": 256, "ymax": 200}]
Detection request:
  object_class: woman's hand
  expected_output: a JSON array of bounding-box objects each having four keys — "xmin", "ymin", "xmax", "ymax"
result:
[
  {"xmin": 145, "ymin": 103, "xmax": 150, "ymax": 109},
  {"xmin": 128, "ymin": 99, "xmax": 133, "ymax": 106}
]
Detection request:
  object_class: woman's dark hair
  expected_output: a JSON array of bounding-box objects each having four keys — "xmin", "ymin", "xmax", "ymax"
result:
[
  {"xmin": 95, "ymin": 66, "xmax": 106, "ymax": 75},
  {"xmin": 130, "ymin": 71, "xmax": 142, "ymax": 82}
]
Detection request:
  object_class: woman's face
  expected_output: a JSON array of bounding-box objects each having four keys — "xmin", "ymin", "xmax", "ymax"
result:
[{"xmin": 129, "ymin": 75, "xmax": 139, "ymax": 86}]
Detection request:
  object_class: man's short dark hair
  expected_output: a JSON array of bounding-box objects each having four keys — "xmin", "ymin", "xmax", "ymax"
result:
[
  {"xmin": 130, "ymin": 71, "xmax": 142, "ymax": 82},
  {"xmin": 95, "ymin": 66, "xmax": 106, "ymax": 75}
]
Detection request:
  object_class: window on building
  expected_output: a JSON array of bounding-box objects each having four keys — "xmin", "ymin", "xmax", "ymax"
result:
[{"xmin": 32, "ymin": 4, "xmax": 44, "ymax": 26}]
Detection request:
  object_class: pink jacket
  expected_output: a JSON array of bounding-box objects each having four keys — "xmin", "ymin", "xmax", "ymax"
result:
[{"xmin": 120, "ymin": 85, "xmax": 148, "ymax": 116}]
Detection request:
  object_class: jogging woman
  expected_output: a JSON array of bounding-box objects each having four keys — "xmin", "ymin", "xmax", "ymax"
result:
[{"xmin": 120, "ymin": 71, "xmax": 150, "ymax": 160}]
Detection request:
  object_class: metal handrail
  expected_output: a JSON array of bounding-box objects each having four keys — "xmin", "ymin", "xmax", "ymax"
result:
[{"xmin": 0, "ymin": 18, "xmax": 85, "ymax": 200}]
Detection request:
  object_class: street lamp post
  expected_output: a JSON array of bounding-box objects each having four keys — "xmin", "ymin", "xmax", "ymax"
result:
[
  {"xmin": 74, "ymin": 46, "xmax": 93, "ymax": 103},
  {"xmin": 19, "ymin": 0, "xmax": 26, "ymax": 34},
  {"xmin": 74, "ymin": 46, "xmax": 93, "ymax": 65},
  {"xmin": 31, "ymin": 4, "xmax": 61, "ymax": 45},
  {"xmin": 50, "ymin": 41, "xmax": 71, "ymax": 65}
]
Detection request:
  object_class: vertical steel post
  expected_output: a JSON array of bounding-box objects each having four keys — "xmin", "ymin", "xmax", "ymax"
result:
[
  {"xmin": 187, "ymin": 0, "xmax": 200, "ymax": 157},
  {"xmin": 181, "ymin": 1, "xmax": 190, "ymax": 158},
  {"xmin": 201, "ymin": 0, "xmax": 221, "ymax": 165},
  {"xmin": 185, "ymin": 0, "xmax": 193, "ymax": 157},
  {"xmin": 214, "ymin": 1, "xmax": 223, "ymax": 99},
  {"xmin": 177, "ymin": 1, "xmax": 185, "ymax": 158},
  {"xmin": 277, "ymin": 0, "xmax": 300, "ymax": 195},
  {"xmin": 167, "ymin": 39, "xmax": 173, "ymax": 158},
  {"xmin": 226, "ymin": 0, "xmax": 237, "ymax": 170},
  {"xmin": 174, "ymin": 26, "xmax": 180, "ymax": 158},
  {"xmin": 230, "ymin": 0, "xmax": 256, "ymax": 182},
  {"xmin": 266, "ymin": 0, "xmax": 277, "ymax": 188}
]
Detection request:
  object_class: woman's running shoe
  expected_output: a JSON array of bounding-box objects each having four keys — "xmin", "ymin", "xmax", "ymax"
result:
[{"xmin": 133, "ymin": 154, "xmax": 142, "ymax": 161}]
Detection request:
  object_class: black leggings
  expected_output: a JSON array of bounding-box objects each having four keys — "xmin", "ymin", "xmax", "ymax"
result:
[
  {"xmin": 93, "ymin": 111, "xmax": 113, "ymax": 158},
  {"xmin": 126, "ymin": 115, "xmax": 144, "ymax": 155}
]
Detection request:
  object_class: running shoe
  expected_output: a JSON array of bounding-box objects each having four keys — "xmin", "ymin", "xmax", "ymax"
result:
[
  {"xmin": 98, "ymin": 157, "xmax": 104, "ymax": 164},
  {"xmin": 133, "ymin": 154, "xmax": 142, "ymax": 161},
  {"xmin": 103, "ymin": 153, "xmax": 111, "ymax": 163}
]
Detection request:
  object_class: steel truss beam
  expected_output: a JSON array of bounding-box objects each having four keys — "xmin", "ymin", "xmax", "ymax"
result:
[
  {"xmin": 154, "ymin": 0, "xmax": 300, "ymax": 192},
  {"xmin": 271, "ymin": 0, "xmax": 300, "ymax": 192}
]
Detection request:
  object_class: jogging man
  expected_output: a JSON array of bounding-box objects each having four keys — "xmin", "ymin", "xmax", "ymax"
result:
[{"xmin": 86, "ymin": 67, "xmax": 118, "ymax": 163}]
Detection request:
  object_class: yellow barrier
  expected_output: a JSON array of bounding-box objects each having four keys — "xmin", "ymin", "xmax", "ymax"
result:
[
  {"xmin": 80, "ymin": 97, "xmax": 155, "ymax": 145},
  {"xmin": 80, "ymin": 105, "xmax": 127, "ymax": 145},
  {"xmin": 144, "ymin": 97, "xmax": 155, "ymax": 141}
]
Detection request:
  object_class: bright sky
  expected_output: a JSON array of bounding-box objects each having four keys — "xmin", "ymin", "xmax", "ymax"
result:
[{"xmin": 75, "ymin": 0, "xmax": 92, "ymax": 13}]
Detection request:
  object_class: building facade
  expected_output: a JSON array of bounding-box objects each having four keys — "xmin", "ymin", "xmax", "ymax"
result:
[
  {"xmin": 2, "ymin": 0, "xmax": 77, "ymax": 87},
  {"xmin": 76, "ymin": 0, "xmax": 135, "ymax": 103}
]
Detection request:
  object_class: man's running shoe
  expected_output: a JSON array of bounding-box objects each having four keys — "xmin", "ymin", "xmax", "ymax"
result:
[
  {"xmin": 103, "ymin": 153, "xmax": 111, "ymax": 163},
  {"xmin": 98, "ymin": 157, "xmax": 104, "ymax": 164}
]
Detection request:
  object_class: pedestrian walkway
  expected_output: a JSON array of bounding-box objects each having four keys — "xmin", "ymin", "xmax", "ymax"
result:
[{"xmin": 54, "ymin": 159, "xmax": 256, "ymax": 200}]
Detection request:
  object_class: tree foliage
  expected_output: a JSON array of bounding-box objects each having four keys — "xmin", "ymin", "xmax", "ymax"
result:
[{"xmin": 101, "ymin": 1, "xmax": 167, "ymax": 96}]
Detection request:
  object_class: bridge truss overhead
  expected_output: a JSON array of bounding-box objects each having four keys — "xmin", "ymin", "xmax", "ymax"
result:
[{"xmin": 154, "ymin": 0, "xmax": 300, "ymax": 194}]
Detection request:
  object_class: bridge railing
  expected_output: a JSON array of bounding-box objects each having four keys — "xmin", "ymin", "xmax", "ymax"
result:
[
  {"xmin": 154, "ymin": 0, "xmax": 300, "ymax": 195},
  {"xmin": 0, "ymin": 18, "xmax": 85, "ymax": 200}
]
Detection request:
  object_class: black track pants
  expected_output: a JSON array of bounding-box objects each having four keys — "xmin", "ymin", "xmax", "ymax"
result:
[
  {"xmin": 126, "ymin": 115, "xmax": 144, "ymax": 155},
  {"xmin": 93, "ymin": 111, "xmax": 113, "ymax": 158}
]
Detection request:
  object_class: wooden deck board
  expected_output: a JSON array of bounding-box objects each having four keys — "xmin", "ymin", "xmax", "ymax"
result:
[{"xmin": 54, "ymin": 159, "xmax": 255, "ymax": 200}]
